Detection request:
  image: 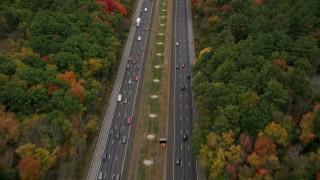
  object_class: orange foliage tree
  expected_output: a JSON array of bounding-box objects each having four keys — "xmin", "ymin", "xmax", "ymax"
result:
[
  {"xmin": 57, "ymin": 71, "xmax": 85, "ymax": 100},
  {"xmin": 18, "ymin": 156, "xmax": 41, "ymax": 180},
  {"xmin": 0, "ymin": 106, "xmax": 19, "ymax": 143}
]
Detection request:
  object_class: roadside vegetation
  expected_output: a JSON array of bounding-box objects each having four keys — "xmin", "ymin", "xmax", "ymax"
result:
[
  {"xmin": 191, "ymin": 0, "xmax": 320, "ymax": 179},
  {"xmin": 0, "ymin": 0, "xmax": 133, "ymax": 179}
]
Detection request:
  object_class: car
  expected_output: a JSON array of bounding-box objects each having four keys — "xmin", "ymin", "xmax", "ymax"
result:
[
  {"xmin": 144, "ymin": 8, "xmax": 147, "ymax": 12},
  {"xmin": 138, "ymin": 36, "xmax": 142, "ymax": 41},
  {"xmin": 186, "ymin": 74, "xmax": 191, "ymax": 79},
  {"xmin": 121, "ymin": 136, "xmax": 127, "ymax": 144},
  {"xmin": 140, "ymin": 10, "xmax": 143, "ymax": 13},
  {"xmin": 137, "ymin": 64, "xmax": 141, "ymax": 69},
  {"xmin": 176, "ymin": 65, "xmax": 179, "ymax": 69},
  {"xmin": 128, "ymin": 79, "xmax": 132, "ymax": 84},
  {"xmin": 176, "ymin": 42, "xmax": 179, "ymax": 46},
  {"xmin": 145, "ymin": 27, "xmax": 148, "ymax": 31},
  {"xmin": 115, "ymin": 174, "xmax": 121, "ymax": 180},
  {"xmin": 128, "ymin": 56, "xmax": 132, "ymax": 61},
  {"xmin": 175, "ymin": 158, "xmax": 181, "ymax": 165},
  {"xmin": 124, "ymin": 98, "xmax": 128, "ymax": 104},
  {"xmin": 181, "ymin": 85, "xmax": 185, "ymax": 91},
  {"xmin": 183, "ymin": 134, "xmax": 188, "ymax": 141},
  {"xmin": 102, "ymin": 152, "xmax": 108, "ymax": 161},
  {"xmin": 117, "ymin": 94, "xmax": 122, "ymax": 101},
  {"xmin": 109, "ymin": 128, "xmax": 114, "ymax": 135},
  {"xmin": 181, "ymin": 64, "xmax": 185, "ymax": 68},
  {"xmin": 140, "ymin": 46, "xmax": 144, "ymax": 51},
  {"xmin": 115, "ymin": 132, "xmax": 120, "ymax": 140},
  {"xmin": 98, "ymin": 172, "xmax": 106, "ymax": 180},
  {"xmin": 133, "ymin": 60, "xmax": 137, "ymax": 64},
  {"xmin": 126, "ymin": 63, "xmax": 130, "ymax": 69},
  {"xmin": 127, "ymin": 117, "xmax": 132, "ymax": 125},
  {"xmin": 135, "ymin": 75, "xmax": 139, "ymax": 81},
  {"xmin": 142, "ymin": 0, "xmax": 144, "ymax": 3},
  {"xmin": 147, "ymin": 15, "xmax": 150, "ymax": 18}
]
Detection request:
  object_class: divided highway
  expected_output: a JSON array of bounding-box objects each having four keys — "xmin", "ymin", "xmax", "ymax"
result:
[
  {"xmin": 167, "ymin": 0, "xmax": 196, "ymax": 179},
  {"xmin": 87, "ymin": 0, "xmax": 156, "ymax": 179}
]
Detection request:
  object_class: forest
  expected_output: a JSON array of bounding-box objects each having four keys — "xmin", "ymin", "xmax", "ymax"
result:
[
  {"xmin": 0, "ymin": 0, "xmax": 132, "ymax": 179},
  {"xmin": 191, "ymin": 0, "xmax": 320, "ymax": 179}
]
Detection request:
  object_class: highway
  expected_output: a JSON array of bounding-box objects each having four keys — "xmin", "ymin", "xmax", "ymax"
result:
[
  {"xmin": 167, "ymin": 0, "xmax": 196, "ymax": 179},
  {"xmin": 86, "ymin": 0, "xmax": 156, "ymax": 179}
]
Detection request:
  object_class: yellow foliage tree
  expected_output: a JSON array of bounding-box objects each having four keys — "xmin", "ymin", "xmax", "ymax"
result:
[
  {"xmin": 197, "ymin": 47, "xmax": 212, "ymax": 61},
  {"xmin": 264, "ymin": 122, "xmax": 289, "ymax": 146},
  {"xmin": 208, "ymin": 16, "xmax": 220, "ymax": 26},
  {"xmin": 300, "ymin": 112, "xmax": 315, "ymax": 146}
]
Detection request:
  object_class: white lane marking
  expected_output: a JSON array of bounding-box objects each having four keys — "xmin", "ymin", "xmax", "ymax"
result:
[
  {"xmin": 186, "ymin": 105, "xmax": 188, "ymax": 109},
  {"xmin": 188, "ymin": 161, "xmax": 191, "ymax": 167},
  {"xmin": 118, "ymin": 113, "xmax": 121, "ymax": 117},
  {"xmin": 115, "ymin": 125, "xmax": 117, "ymax": 129},
  {"xmin": 122, "ymin": 126, "xmax": 124, "ymax": 131},
  {"xmin": 112, "ymin": 139, "xmax": 114, "ymax": 144},
  {"xmin": 186, "ymin": 94, "xmax": 188, "ymax": 98},
  {"xmin": 124, "ymin": 90, "xmax": 125, "ymax": 94},
  {"xmin": 116, "ymin": 155, "xmax": 118, "ymax": 162},
  {"xmin": 188, "ymin": 145, "xmax": 190, "ymax": 151},
  {"xmin": 187, "ymin": 117, "xmax": 189, "ymax": 122},
  {"xmin": 112, "ymin": 173, "xmax": 114, "ymax": 179},
  {"xmin": 108, "ymin": 154, "xmax": 110, "ymax": 160},
  {"xmin": 181, "ymin": 144, "xmax": 182, "ymax": 150},
  {"xmin": 180, "ymin": 116, "xmax": 182, "ymax": 121},
  {"xmin": 187, "ymin": 130, "xmax": 189, "ymax": 134},
  {"xmin": 130, "ymin": 91, "xmax": 131, "ymax": 95},
  {"xmin": 181, "ymin": 130, "xmax": 182, "ymax": 134},
  {"xmin": 180, "ymin": 104, "xmax": 181, "ymax": 109},
  {"xmin": 180, "ymin": 93, "xmax": 181, "ymax": 98}
]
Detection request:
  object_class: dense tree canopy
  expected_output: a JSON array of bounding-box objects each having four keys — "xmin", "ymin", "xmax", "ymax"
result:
[
  {"xmin": 0, "ymin": 0, "xmax": 132, "ymax": 179},
  {"xmin": 191, "ymin": 0, "xmax": 320, "ymax": 178}
]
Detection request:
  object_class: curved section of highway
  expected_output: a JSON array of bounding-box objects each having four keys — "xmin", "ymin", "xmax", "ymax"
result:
[
  {"xmin": 167, "ymin": 0, "xmax": 196, "ymax": 179},
  {"xmin": 87, "ymin": 0, "xmax": 156, "ymax": 179}
]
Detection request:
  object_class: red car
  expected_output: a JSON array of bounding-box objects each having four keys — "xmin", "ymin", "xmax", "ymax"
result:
[
  {"xmin": 128, "ymin": 56, "xmax": 132, "ymax": 61},
  {"xmin": 181, "ymin": 64, "xmax": 185, "ymax": 68},
  {"xmin": 135, "ymin": 75, "xmax": 139, "ymax": 81},
  {"xmin": 145, "ymin": 27, "xmax": 148, "ymax": 31},
  {"xmin": 127, "ymin": 117, "xmax": 132, "ymax": 125}
]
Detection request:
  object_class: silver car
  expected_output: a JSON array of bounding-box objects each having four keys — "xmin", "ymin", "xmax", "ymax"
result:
[
  {"xmin": 121, "ymin": 136, "xmax": 127, "ymax": 144},
  {"xmin": 128, "ymin": 79, "xmax": 132, "ymax": 84},
  {"xmin": 124, "ymin": 98, "xmax": 128, "ymax": 104}
]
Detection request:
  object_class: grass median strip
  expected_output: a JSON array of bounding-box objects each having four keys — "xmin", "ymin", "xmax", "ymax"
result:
[{"xmin": 135, "ymin": 0, "xmax": 168, "ymax": 178}]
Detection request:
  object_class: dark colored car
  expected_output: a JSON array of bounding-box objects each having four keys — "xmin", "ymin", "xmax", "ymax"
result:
[
  {"xmin": 186, "ymin": 74, "xmax": 191, "ymax": 79},
  {"xmin": 126, "ymin": 64, "xmax": 130, "ymax": 69},
  {"xmin": 176, "ymin": 65, "xmax": 179, "ymax": 69},
  {"xmin": 102, "ymin": 152, "xmax": 108, "ymax": 161},
  {"xmin": 109, "ymin": 128, "xmax": 114, "ymax": 135},
  {"xmin": 181, "ymin": 85, "xmax": 185, "ymax": 91},
  {"xmin": 183, "ymin": 134, "xmax": 188, "ymax": 141}
]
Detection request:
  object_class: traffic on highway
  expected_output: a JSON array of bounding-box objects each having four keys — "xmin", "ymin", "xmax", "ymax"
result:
[
  {"xmin": 167, "ymin": 0, "xmax": 197, "ymax": 179},
  {"xmin": 87, "ymin": 0, "xmax": 156, "ymax": 179}
]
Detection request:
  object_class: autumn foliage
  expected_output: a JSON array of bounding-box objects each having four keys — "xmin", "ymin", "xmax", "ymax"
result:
[
  {"xmin": 97, "ymin": 0, "xmax": 127, "ymax": 15},
  {"xmin": 57, "ymin": 71, "xmax": 85, "ymax": 100},
  {"xmin": 18, "ymin": 156, "xmax": 41, "ymax": 180}
]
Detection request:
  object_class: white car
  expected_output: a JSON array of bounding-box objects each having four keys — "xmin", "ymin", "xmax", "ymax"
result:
[
  {"xmin": 144, "ymin": 8, "xmax": 147, "ymax": 12},
  {"xmin": 176, "ymin": 42, "xmax": 179, "ymax": 46},
  {"xmin": 138, "ymin": 36, "xmax": 142, "ymax": 41},
  {"xmin": 117, "ymin": 94, "xmax": 122, "ymax": 102}
]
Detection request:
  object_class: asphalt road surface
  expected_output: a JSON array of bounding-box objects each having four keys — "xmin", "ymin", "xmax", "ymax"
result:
[
  {"xmin": 86, "ymin": 0, "xmax": 156, "ymax": 179},
  {"xmin": 166, "ymin": 0, "xmax": 197, "ymax": 179}
]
